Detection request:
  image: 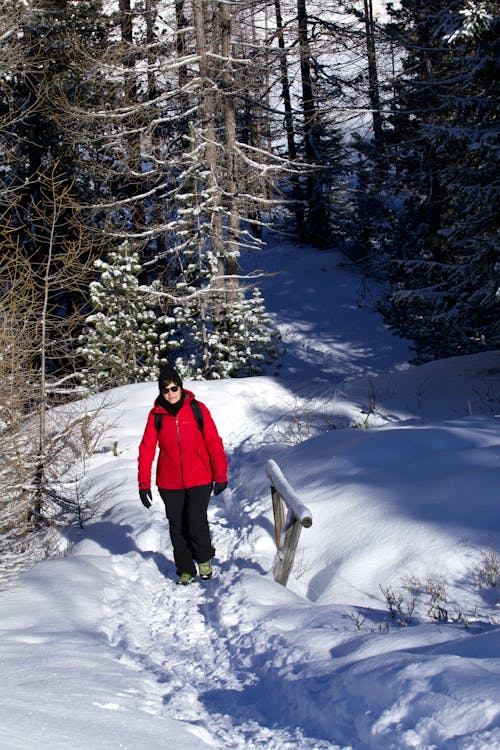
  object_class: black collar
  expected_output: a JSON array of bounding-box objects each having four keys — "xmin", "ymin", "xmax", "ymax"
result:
[{"xmin": 157, "ymin": 391, "xmax": 185, "ymax": 416}]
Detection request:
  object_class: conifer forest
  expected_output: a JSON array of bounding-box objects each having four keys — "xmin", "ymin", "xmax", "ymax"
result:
[{"xmin": 0, "ymin": 2, "xmax": 498, "ymax": 572}]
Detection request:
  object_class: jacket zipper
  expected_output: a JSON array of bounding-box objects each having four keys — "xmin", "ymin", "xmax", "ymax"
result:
[{"xmin": 176, "ymin": 416, "xmax": 186, "ymax": 488}]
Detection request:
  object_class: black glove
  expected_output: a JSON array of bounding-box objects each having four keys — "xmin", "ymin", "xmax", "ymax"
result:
[
  {"xmin": 139, "ymin": 488, "xmax": 152, "ymax": 508},
  {"xmin": 213, "ymin": 481, "xmax": 228, "ymax": 496}
]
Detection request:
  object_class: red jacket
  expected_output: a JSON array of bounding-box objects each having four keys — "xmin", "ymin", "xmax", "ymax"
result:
[{"xmin": 138, "ymin": 389, "xmax": 228, "ymax": 491}]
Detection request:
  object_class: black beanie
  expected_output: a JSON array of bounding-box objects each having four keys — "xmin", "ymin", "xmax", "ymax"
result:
[{"xmin": 158, "ymin": 365, "xmax": 183, "ymax": 392}]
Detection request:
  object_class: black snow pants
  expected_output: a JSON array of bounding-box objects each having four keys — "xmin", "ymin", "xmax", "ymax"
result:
[{"xmin": 158, "ymin": 484, "xmax": 215, "ymax": 577}]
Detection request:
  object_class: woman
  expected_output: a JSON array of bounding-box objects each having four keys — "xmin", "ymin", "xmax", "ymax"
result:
[{"xmin": 138, "ymin": 365, "xmax": 228, "ymax": 585}]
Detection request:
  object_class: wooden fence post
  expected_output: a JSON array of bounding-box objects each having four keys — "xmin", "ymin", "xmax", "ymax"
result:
[
  {"xmin": 271, "ymin": 485, "xmax": 284, "ymax": 549},
  {"xmin": 266, "ymin": 460, "xmax": 313, "ymax": 587}
]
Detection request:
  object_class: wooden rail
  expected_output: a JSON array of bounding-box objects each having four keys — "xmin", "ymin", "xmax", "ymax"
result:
[{"xmin": 266, "ymin": 459, "xmax": 313, "ymax": 586}]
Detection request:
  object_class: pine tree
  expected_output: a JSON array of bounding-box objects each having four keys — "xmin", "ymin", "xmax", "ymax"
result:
[
  {"xmin": 167, "ymin": 283, "xmax": 275, "ymax": 380},
  {"xmin": 78, "ymin": 241, "xmax": 167, "ymax": 389},
  {"xmin": 379, "ymin": 0, "xmax": 499, "ymax": 359},
  {"xmin": 427, "ymin": 0, "xmax": 499, "ymax": 354}
]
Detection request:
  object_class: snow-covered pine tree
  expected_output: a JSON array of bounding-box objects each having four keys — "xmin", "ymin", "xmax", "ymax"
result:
[
  {"xmin": 214, "ymin": 287, "xmax": 277, "ymax": 378},
  {"xmin": 78, "ymin": 240, "xmax": 168, "ymax": 389},
  {"xmin": 169, "ymin": 286, "xmax": 276, "ymax": 380},
  {"xmin": 380, "ymin": 0, "xmax": 499, "ymax": 359}
]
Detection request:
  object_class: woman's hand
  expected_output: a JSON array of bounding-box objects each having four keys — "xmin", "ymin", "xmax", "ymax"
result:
[
  {"xmin": 213, "ymin": 482, "xmax": 228, "ymax": 495},
  {"xmin": 139, "ymin": 488, "xmax": 152, "ymax": 508}
]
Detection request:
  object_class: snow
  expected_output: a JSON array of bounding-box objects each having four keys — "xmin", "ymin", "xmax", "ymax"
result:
[{"xmin": 1, "ymin": 241, "xmax": 499, "ymax": 750}]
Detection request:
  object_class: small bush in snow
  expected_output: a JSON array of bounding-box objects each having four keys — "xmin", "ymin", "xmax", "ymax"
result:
[
  {"xmin": 472, "ymin": 541, "xmax": 499, "ymax": 590},
  {"xmin": 273, "ymin": 389, "xmax": 338, "ymax": 444}
]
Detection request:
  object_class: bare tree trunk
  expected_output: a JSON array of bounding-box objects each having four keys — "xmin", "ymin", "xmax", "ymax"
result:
[
  {"xmin": 220, "ymin": 0, "xmax": 240, "ymax": 302},
  {"xmin": 418, "ymin": 23, "xmax": 443, "ymax": 263},
  {"xmin": 119, "ymin": 0, "xmax": 135, "ymax": 100},
  {"xmin": 296, "ymin": 0, "xmax": 329, "ymax": 247},
  {"xmin": 274, "ymin": 0, "xmax": 305, "ymax": 240},
  {"xmin": 175, "ymin": 0, "xmax": 191, "ymax": 127},
  {"xmin": 118, "ymin": 0, "xmax": 145, "ymax": 236},
  {"xmin": 145, "ymin": 0, "xmax": 157, "ymax": 102},
  {"xmin": 192, "ymin": 0, "xmax": 226, "ymax": 325},
  {"xmin": 363, "ymin": 0, "xmax": 383, "ymax": 147}
]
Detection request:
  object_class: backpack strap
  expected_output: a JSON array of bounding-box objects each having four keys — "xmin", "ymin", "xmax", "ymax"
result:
[
  {"xmin": 154, "ymin": 400, "xmax": 204, "ymax": 434},
  {"xmin": 190, "ymin": 399, "xmax": 204, "ymax": 433}
]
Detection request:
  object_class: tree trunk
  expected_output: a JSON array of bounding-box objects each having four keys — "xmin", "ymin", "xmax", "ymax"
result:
[
  {"xmin": 274, "ymin": 0, "xmax": 305, "ymax": 241},
  {"xmin": 192, "ymin": 0, "xmax": 225, "ymax": 325},
  {"xmin": 175, "ymin": 0, "xmax": 191, "ymax": 130},
  {"xmin": 118, "ymin": 0, "xmax": 145, "ymax": 237},
  {"xmin": 363, "ymin": 0, "xmax": 383, "ymax": 147},
  {"xmin": 220, "ymin": 0, "xmax": 240, "ymax": 302},
  {"xmin": 296, "ymin": 0, "xmax": 329, "ymax": 247}
]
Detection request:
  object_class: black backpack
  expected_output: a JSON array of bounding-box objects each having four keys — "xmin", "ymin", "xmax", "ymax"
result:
[{"xmin": 154, "ymin": 399, "xmax": 204, "ymax": 435}]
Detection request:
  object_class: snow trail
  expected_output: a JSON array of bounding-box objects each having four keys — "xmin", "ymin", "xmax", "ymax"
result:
[{"xmin": 98, "ymin": 499, "xmax": 342, "ymax": 749}]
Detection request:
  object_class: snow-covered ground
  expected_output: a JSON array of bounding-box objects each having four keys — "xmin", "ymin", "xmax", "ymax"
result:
[{"xmin": 1, "ymin": 242, "xmax": 499, "ymax": 749}]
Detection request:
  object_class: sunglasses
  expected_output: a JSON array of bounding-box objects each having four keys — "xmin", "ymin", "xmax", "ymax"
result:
[{"xmin": 161, "ymin": 385, "xmax": 180, "ymax": 394}]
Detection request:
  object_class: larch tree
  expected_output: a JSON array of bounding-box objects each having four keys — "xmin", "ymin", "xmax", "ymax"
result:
[{"xmin": 0, "ymin": 171, "xmax": 97, "ymax": 581}]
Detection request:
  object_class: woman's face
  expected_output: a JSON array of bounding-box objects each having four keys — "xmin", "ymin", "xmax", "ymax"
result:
[{"xmin": 161, "ymin": 381, "xmax": 182, "ymax": 405}]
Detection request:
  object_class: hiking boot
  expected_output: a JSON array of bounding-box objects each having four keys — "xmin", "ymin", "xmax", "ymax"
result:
[
  {"xmin": 198, "ymin": 560, "xmax": 213, "ymax": 580},
  {"xmin": 177, "ymin": 572, "xmax": 195, "ymax": 586}
]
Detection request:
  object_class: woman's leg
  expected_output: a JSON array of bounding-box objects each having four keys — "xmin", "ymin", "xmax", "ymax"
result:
[
  {"xmin": 185, "ymin": 484, "xmax": 215, "ymax": 564},
  {"xmin": 158, "ymin": 488, "xmax": 197, "ymax": 576}
]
